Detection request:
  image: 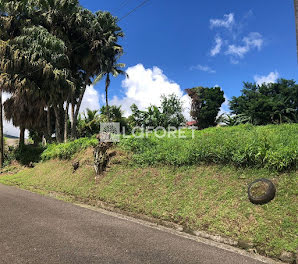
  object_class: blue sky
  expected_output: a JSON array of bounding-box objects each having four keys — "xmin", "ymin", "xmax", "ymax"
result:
[
  {"xmin": 4, "ymin": 0, "xmax": 298, "ymax": 135},
  {"xmin": 76, "ymin": 0, "xmax": 298, "ymax": 117}
]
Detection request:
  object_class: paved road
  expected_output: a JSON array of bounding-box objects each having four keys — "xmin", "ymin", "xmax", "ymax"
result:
[{"xmin": 0, "ymin": 184, "xmax": 273, "ymax": 264}]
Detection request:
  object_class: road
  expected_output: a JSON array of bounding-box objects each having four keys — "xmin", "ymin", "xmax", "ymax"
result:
[{"xmin": 0, "ymin": 184, "xmax": 276, "ymax": 264}]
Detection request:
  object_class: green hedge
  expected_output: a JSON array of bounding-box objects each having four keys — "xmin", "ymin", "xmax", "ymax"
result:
[
  {"xmin": 119, "ymin": 124, "xmax": 298, "ymax": 171},
  {"xmin": 41, "ymin": 137, "xmax": 97, "ymax": 160}
]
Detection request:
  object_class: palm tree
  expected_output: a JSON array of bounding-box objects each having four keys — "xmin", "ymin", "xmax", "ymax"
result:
[
  {"xmin": 93, "ymin": 62, "xmax": 127, "ymax": 122},
  {"xmin": 93, "ymin": 11, "xmax": 127, "ymax": 122},
  {"xmin": 3, "ymin": 93, "xmax": 47, "ymax": 147}
]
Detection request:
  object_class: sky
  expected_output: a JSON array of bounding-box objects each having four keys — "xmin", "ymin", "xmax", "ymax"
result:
[{"xmin": 3, "ymin": 0, "xmax": 298, "ymax": 136}]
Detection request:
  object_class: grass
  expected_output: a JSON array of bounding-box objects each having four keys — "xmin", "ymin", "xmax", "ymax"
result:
[
  {"xmin": 0, "ymin": 147, "xmax": 297, "ymax": 258},
  {"xmin": 41, "ymin": 137, "xmax": 97, "ymax": 160},
  {"xmin": 120, "ymin": 124, "xmax": 298, "ymax": 171}
]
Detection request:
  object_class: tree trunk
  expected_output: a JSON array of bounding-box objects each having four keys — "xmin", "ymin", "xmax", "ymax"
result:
[
  {"xmin": 47, "ymin": 106, "xmax": 51, "ymax": 142},
  {"xmin": 0, "ymin": 90, "xmax": 4, "ymax": 168},
  {"xmin": 19, "ymin": 127, "xmax": 25, "ymax": 148},
  {"xmin": 105, "ymin": 74, "xmax": 111, "ymax": 122},
  {"xmin": 64, "ymin": 102, "xmax": 69, "ymax": 143},
  {"xmin": 71, "ymin": 86, "xmax": 86, "ymax": 140},
  {"xmin": 54, "ymin": 105, "xmax": 63, "ymax": 143}
]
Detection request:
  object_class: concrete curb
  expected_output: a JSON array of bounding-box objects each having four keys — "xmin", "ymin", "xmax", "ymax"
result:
[
  {"xmin": 72, "ymin": 198, "xmax": 290, "ymax": 264},
  {"xmin": 11, "ymin": 186, "xmax": 295, "ymax": 264}
]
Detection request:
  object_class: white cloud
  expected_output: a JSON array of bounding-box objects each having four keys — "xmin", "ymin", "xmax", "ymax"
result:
[
  {"xmin": 80, "ymin": 85, "xmax": 100, "ymax": 113},
  {"xmin": 254, "ymin": 71, "xmax": 279, "ymax": 86},
  {"xmin": 210, "ymin": 13, "xmax": 235, "ymax": 30},
  {"xmin": 190, "ymin": 64, "xmax": 216, "ymax": 73},
  {"xmin": 243, "ymin": 32, "xmax": 263, "ymax": 50},
  {"xmin": 110, "ymin": 64, "xmax": 192, "ymax": 120},
  {"xmin": 210, "ymin": 36, "xmax": 223, "ymax": 56},
  {"xmin": 225, "ymin": 32, "xmax": 264, "ymax": 59},
  {"xmin": 226, "ymin": 44, "xmax": 249, "ymax": 58},
  {"xmin": 209, "ymin": 11, "xmax": 264, "ymax": 63},
  {"xmin": 219, "ymin": 94, "xmax": 230, "ymax": 116}
]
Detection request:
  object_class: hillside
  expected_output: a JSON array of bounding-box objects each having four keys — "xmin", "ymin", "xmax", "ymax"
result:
[
  {"xmin": 0, "ymin": 145, "xmax": 297, "ymax": 259},
  {"xmin": 0, "ymin": 124, "xmax": 297, "ymax": 260}
]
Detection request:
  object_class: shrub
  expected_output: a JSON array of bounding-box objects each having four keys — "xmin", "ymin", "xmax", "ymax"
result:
[
  {"xmin": 119, "ymin": 124, "xmax": 298, "ymax": 171},
  {"xmin": 14, "ymin": 145, "xmax": 45, "ymax": 165},
  {"xmin": 41, "ymin": 137, "xmax": 97, "ymax": 160}
]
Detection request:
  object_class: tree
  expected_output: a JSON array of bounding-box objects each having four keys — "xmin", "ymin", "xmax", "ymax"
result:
[
  {"xmin": 93, "ymin": 12, "xmax": 127, "ymax": 122},
  {"xmin": 128, "ymin": 94, "xmax": 186, "ymax": 129},
  {"xmin": 77, "ymin": 108, "xmax": 100, "ymax": 138},
  {"xmin": 0, "ymin": 1, "xmax": 125, "ymax": 143},
  {"xmin": 185, "ymin": 86, "xmax": 225, "ymax": 129},
  {"xmin": 229, "ymin": 79, "xmax": 298, "ymax": 125},
  {"xmin": 93, "ymin": 61, "xmax": 127, "ymax": 122},
  {"xmin": 100, "ymin": 105, "xmax": 130, "ymax": 133},
  {"xmin": 160, "ymin": 94, "xmax": 185, "ymax": 128},
  {"xmin": 0, "ymin": 25, "xmax": 73, "ymax": 143}
]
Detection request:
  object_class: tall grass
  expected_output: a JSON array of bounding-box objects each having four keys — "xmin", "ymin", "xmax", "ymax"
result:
[
  {"xmin": 119, "ymin": 124, "xmax": 298, "ymax": 171},
  {"xmin": 41, "ymin": 137, "xmax": 97, "ymax": 160}
]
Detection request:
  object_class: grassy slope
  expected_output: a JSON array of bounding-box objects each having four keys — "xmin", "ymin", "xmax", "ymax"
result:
[
  {"xmin": 120, "ymin": 124, "xmax": 298, "ymax": 171},
  {"xmin": 0, "ymin": 148, "xmax": 297, "ymax": 258}
]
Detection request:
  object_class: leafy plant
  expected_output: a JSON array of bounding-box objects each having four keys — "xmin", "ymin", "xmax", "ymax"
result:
[
  {"xmin": 41, "ymin": 137, "xmax": 97, "ymax": 160},
  {"xmin": 120, "ymin": 124, "xmax": 298, "ymax": 171},
  {"xmin": 230, "ymin": 79, "xmax": 298, "ymax": 125}
]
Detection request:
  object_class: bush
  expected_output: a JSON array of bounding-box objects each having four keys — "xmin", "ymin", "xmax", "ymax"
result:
[
  {"xmin": 41, "ymin": 137, "xmax": 97, "ymax": 160},
  {"xmin": 119, "ymin": 124, "xmax": 298, "ymax": 171},
  {"xmin": 14, "ymin": 145, "xmax": 45, "ymax": 165}
]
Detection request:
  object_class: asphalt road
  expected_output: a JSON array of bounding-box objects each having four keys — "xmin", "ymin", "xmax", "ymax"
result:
[{"xmin": 0, "ymin": 184, "xmax": 274, "ymax": 264}]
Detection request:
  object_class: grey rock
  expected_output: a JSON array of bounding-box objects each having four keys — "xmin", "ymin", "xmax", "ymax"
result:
[{"xmin": 279, "ymin": 251, "xmax": 295, "ymax": 263}]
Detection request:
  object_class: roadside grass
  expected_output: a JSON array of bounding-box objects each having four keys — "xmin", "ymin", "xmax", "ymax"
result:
[
  {"xmin": 0, "ymin": 147, "xmax": 297, "ymax": 258},
  {"xmin": 41, "ymin": 137, "xmax": 97, "ymax": 160},
  {"xmin": 120, "ymin": 124, "xmax": 298, "ymax": 171}
]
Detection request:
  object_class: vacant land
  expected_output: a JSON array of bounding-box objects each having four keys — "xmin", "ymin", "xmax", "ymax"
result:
[{"xmin": 0, "ymin": 124, "xmax": 297, "ymax": 259}]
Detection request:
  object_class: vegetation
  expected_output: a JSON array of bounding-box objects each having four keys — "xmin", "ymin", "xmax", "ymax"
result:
[
  {"xmin": 230, "ymin": 79, "xmax": 298, "ymax": 125},
  {"xmin": 186, "ymin": 86, "xmax": 225, "ymax": 129},
  {"xmin": 0, "ymin": 0, "xmax": 124, "ymax": 143},
  {"xmin": 128, "ymin": 94, "xmax": 186, "ymax": 129},
  {"xmin": 77, "ymin": 106, "xmax": 130, "ymax": 137},
  {"xmin": 0, "ymin": 147, "xmax": 296, "ymax": 258},
  {"xmin": 41, "ymin": 137, "xmax": 97, "ymax": 160},
  {"xmin": 120, "ymin": 124, "xmax": 298, "ymax": 171},
  {"xmin": 0, "ymin": 2, "xmax": 297, "ymax": 261}
]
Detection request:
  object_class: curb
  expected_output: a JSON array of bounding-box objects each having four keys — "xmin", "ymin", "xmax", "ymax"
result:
[
  {"xmin": 7, "ymin": 185, "xmax": 295, "ymax": 264},
  {"xmin": 73, "ymin": 197, "xmax": 291, "ymax": 264}
]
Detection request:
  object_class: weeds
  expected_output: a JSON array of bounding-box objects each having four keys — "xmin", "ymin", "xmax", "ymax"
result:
[
  {"xmin": 119, "ymin": 124, "xmax": 298, "ymax": 171},
  {"xmin": 41, "ymin": 137, "xmax": 97, "ymax": 160}
]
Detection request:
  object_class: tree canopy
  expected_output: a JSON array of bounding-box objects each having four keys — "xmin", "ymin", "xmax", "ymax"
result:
[
  {"xmin": 0, "ymin": 0, "xmax": 124, "ymax": 142},
  {"xmin": 186, "ymin": 86, "xmax": 225, "ymax": 129},
  {"xmin": 128, "ymin": 94, "xmax": 186, "ymax": 129},
  {"xmin": 229, "ymin": 79, "xmax": 298, "ymax": 125}
]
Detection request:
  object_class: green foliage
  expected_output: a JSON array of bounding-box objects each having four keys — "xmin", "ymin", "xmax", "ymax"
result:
[
  {"xmin": 77, "ymin": 109, "xmax": 100, "ymax": 138},
  {"xmin": 100, "ymin": 105, "xmax": 131, "ymax": 133},
  {"xmin": 120, "ymin": 124, "xmax": 298, "ymax": 171},
  {"xmin": 0, "ymin": 0, "xmax": 125, "ymax": 143},
  {"xmin": 100, "ymin": 105, "xmax": 123, "ymax": 122},
  {"xmin": 1, "ymin": 155, "xmax": 297, "ymax": 257},
  {"xmin": 160, "ymin": 94, "xmax": 186, "ymax": 128},
  {"xmin": 14, "ymin": 145, "xmax": 45, "ymax": 165},
  {"xmin": 230, "ymin": 79, "xmax": 298, "ymax": 125},
  {"xmin": 41, "ymin": 137, "xmax": 97, "ymax": 160},
  {"xmin": 128, "ymin": 94, "xmax": 186, "ymax": 129},
  {"xmin": 186, "ymin": 86, "xmax": 225, "ymax": 129}
]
